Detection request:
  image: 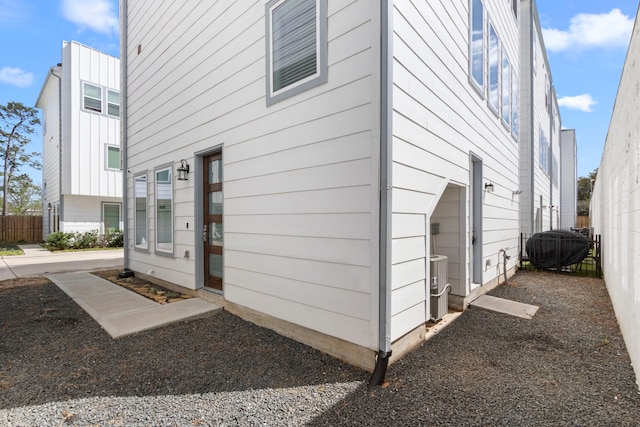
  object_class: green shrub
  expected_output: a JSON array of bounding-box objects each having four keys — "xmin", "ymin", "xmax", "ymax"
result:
[
  {"xmin": 73, "ymin": 230, "xmax": 100, "ymax": 249},
  {"xmin": 103, "ymin": 230, "xmax": 124, "ymax": 248},
  {"xmin": 47, "ymin": 232, "xmax": 74, "ymax": 250},
  {"xmin": 47, "ymin": 230, "xmax": 124, "ymax": 250}
]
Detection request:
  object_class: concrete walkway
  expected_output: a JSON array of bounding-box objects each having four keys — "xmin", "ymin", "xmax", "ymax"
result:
[
  {"xmin": 47, "ymin": 272, "xmax": 221, "ymax": 338},
  {"xmin": 0, "ymin": 244, "xmax": 124, "ymax": 280},
  {"xmin": 1, "ymin": 245, "xmax": 221, "ymax": 337}
]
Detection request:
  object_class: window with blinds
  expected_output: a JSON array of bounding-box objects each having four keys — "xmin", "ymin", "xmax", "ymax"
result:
[
  {"xmin": 266, "ymin": 0, "xmax": 327, "ymax": 105},
  {"xmin": 107, "ymin": 90, "xmax": 120, "ymax": 117},
  {"xmin": 83, "ymin": 82, "xmax": 102, "ymax": 112}
]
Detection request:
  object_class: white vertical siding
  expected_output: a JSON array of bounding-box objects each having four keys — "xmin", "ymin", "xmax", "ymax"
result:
[
  {"xmin": 125, "ymin": 1, "xmax": 380, "ymax": 349},
  {"xmin": 63, "ymin": 41, "xmax": 122, "ymax": 198},
  {"xmin": 550, "ymin": 94, "xmax": 561, "ymax": 228},
  {"xmin": 591, "ymin": 7, "xmax": 640, "ymax": 387},
  {"xmin": 389, "ymin": 0, "xmax": 520, "ymax": 340},
  {"xmin": 560, "ymin": 129, "xmax": 577, "ymax": 229}
]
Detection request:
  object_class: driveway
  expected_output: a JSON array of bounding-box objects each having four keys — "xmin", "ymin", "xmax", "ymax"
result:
[{"xmin": 0, "ymin": 244, "xmax": 123, "ymax": 280}]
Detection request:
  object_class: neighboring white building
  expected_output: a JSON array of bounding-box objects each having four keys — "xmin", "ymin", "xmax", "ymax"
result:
[
  {"xmin": 560, "ymin": 129, "xmax": 577, "ymax": 229},
  {"xmin": 36, "ymin": 41, "xmax": 122, "ymax": 239},
  {"xmin": 519, "ymin": 0, "xmax": 562, "ymax": 235},
  {"xmin": 121, "ymin": 0, "xmax": 523, "ymax": 372},
  {"xmin": 591, "ymin": 3, "xmax": 640, "ymax": 388}
]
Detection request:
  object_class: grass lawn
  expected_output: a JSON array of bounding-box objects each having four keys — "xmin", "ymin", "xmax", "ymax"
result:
[{"xmin": 0, "ymin": 243, "xmax": 24, "ymax": 256}]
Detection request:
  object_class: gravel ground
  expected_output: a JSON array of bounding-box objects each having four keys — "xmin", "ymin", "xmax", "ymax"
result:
[{"xmin": 1, "ymin": 271, "xmax": 639, "ymax": 426}]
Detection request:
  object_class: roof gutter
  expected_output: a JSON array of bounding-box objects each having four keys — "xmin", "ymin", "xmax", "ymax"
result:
[{"xmin": 369, "ymin": 0, "xmax": 393, "ymax": 388}]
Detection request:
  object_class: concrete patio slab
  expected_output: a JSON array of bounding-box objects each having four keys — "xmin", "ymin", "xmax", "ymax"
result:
[
  {"xmin": 102, "ymin": 298, "xmax": 223, "ymax": 338},
  {"xmin": 470, "ymin": 294, "xmax": 539, "ymax": 319},
  {"xmin": 47, "ymin": 272, "xmax": 221, "ymax": 338}
]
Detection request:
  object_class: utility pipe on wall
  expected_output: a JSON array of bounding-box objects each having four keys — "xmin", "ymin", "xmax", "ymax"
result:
[{"xmin": 120, "ymin": 0, "xmax": 129, "ymax": 272}]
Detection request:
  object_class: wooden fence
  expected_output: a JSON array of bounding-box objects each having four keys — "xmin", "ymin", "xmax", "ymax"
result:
[
  {"xmin": 576, "ymin": 216, "xmax": 590, "ymax": 228},
  {"xmin": 0, "ymin": 216, "xmax": 42, "ymax": 243}
]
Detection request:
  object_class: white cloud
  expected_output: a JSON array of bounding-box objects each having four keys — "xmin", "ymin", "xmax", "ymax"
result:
[
  {"xmin": 0, "ymin": 67, "xmax": 34, "ymax": 87},
  {"xmin": 557, "ymin": 94, "xmax": 597, "ymax": 112},
  {"xmin": 62, "ymin": 0, "xmax": 118, "ymax": 35},
  {"xmin": 542, "ymin": 9, "xmax": 633, "ymax": 52}
]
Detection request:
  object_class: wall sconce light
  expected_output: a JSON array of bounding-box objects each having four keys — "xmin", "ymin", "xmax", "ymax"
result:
[
  {"xmin": 512, "ymin": 189, "xmax": 523, "ymax": 196},
  {"xmin": 484, "ymin": 182, "xmax": 494, "ymax": 193},
  {"xmin": 177, "ymin": 159, "xmax": 190, "ymax": 181},
  {"xmin": 47, "ymin": 203, "xmax": 52, "ymax": 211}
]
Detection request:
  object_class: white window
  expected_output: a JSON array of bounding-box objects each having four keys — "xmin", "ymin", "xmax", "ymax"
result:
[
  {"xmin": 83, "ymin": 82, "xmax": 102, "ymax": 113},
  {"xmin": 103, "ymin": 203, "xmax": 121, "ymax": 233},
  {"xmin": 155, "ymin": 166, "xmax": 173, "ymax": 256},
  {"xmin": 134, "ymin": 173, "xmax": 148, "ymax": 250},
  {"xmin": 501, "ymin": 49, "xmax": 511, "ymax": 127},
  {"xmin": 469, "ymin": 0, "xmax": 484, "ymax": 91},
  {"xmin": 539, "ymin": 127, "xmax": 549, "ymax": 176},
  {"xmin": 266, "ymin": 0, "xmax": 327, "ymax": 105},
  {"xmin": 533, "ymin": 29, "xmax": 538, "ymax": 74},
  {"xmin": 107, "ymin": 90, "xmax": 120, "ymax": 117},
  {"xmin": 488, "ymin": 21, "xmax": 500, "ymax": 114},
  {"xmin": 106, "ymin": 146, "xmax": 120, "ymax": 170},
  {"xmin": 511, "ymin": 70, "xmax": 519, "ymax": 140},
  {"xmin": 545, "ymin": 73, "xmax": 551, "ymax": 113}
]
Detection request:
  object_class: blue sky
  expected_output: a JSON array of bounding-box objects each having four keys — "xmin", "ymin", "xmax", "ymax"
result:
[
  {"xmin": 537, "ymin": 0, "xmax": 639, "ymax": 178},
  {"xmin": 0, "ymin": 0, "xmax": 637, "ymax": 185}
]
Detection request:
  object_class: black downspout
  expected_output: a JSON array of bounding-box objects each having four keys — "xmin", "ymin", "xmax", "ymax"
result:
[
  {"xmin": 369, "ymin": 350, "xmax": 390, "ymax": 387},
  {"xmin": 369, "ymin": 0, "xmax": 393, "ymax": 388}
]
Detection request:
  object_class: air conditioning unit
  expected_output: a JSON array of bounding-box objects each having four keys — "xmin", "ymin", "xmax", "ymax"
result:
[{"xmin": 430, "ymin": 255, "xmax": 450, "ymax": 321}]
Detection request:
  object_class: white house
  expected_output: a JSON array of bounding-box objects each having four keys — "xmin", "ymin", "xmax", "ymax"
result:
[
  {"xmin": 559, "ymin": 129, "xmax": 577, "ymax": 229},
  {"xmin": 36, "ymin": 41, "xmax": 122, "ymax": 239},
  {"xmin": 591, "ymin": 3, "xmax": 640, "ymax": 388},
  {"xmin": 121, "ymin": 0, "xmax": 523, "ymax": 373},
  {"xmin": 519, "ymin": 0, "xmax": 562, "ymax": 235}
]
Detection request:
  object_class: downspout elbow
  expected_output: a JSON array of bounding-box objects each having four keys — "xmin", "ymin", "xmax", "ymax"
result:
[{"xmin": 368, "ymin": 350, "xmax": 392, "ymax": 388}]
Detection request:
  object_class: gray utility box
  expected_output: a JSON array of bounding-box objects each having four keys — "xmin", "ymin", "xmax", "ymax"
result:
[{"xmin": 430, "ymin": 255, "xmax": 449, "ymax": 321}]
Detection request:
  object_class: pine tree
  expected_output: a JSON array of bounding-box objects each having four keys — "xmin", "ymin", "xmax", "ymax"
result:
[{"xmin": 0, "ymin": 102, "xmax": 41, "ymax": 216}]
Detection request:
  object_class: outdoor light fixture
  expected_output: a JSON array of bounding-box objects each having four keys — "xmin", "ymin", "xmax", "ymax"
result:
[
  {"xmin": 484, "ymin": 182, "xmax": 494, "ymax": 193},
  {"xmin": 47, "ymin": 203, "xmax": 52, "ymax": 211},
  {"xmin": 513, "ymin": 189, "xmax": 523, "ymax": 196},
  {"xmin": 177, "ymin": 159, "xmax": 190, "ymax": 181}
]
